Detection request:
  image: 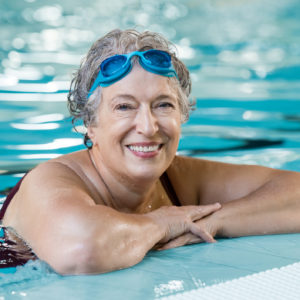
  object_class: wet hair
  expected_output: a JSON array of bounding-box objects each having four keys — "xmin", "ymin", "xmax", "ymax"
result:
[{"xmin": 67, "ymin": 28, "xmax": 193, "ymax": 148}]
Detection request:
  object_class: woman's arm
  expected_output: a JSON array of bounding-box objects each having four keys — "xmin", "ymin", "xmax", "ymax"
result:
[
  {"xmin": 4, "ymin": 161, "xmax": 220, "ymax": 275},
  {"xmin": 208, "ymin": 169, "xmax": 300, "ymax": 237},
  {"xmin": 160, "ymin": 158, "xmax": 300, "ymax": 249}
]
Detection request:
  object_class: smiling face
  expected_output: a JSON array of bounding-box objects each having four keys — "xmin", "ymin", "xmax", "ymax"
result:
[{"xmin": 88, "ymin": 65, "xmax": 181, "ymax": 183}]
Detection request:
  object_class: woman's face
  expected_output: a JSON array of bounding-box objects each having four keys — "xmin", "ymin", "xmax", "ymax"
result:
[{"xmin": 88, "ymin": 65, "xmax": 181, "ymax": 182}]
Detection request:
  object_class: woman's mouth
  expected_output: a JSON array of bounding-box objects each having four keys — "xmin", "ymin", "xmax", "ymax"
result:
[{"xmin": 126, "ymin": 143, "xmax": 163, "ymax": 158}]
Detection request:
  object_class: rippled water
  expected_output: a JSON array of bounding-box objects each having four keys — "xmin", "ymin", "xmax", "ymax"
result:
[{"xmin": 0, "ymin": 0, "xmax": 300, "ymax": 298}]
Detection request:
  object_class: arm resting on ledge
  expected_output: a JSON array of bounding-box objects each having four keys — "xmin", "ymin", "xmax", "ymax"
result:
[
  {"xmin": 160, "ymin": 164, "xmax": 300, "ymax": 249},
  {"xmin": 212, "ymin": 171, "xmax": 300, "ymax": 238}
]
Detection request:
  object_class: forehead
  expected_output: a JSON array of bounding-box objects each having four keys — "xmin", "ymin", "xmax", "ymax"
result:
[{"xmin": 101, "ymin": 65, "xmax": 178, "ymax": 101}]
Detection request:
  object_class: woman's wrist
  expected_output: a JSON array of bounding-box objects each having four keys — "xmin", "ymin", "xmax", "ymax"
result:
[
  {"xmin": 200, "ymin": 207, "xmax": 224, "ymax": 238},
  {"xmin": 141, "ymin": 210, "xmax": 167, "ymax": 246}
]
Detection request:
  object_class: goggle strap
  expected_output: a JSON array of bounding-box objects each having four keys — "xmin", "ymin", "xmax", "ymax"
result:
[{"xmin": 139, "ymin": 59, "xmax": 178, "ymax": 78}]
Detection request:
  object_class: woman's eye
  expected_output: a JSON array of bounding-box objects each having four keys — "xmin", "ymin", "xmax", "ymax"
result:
[
  {"xmin": 157, "ymin": 102, "xmax": 174, "ymax": 109},
  {"xmin": 115, "ymin": 103, "xmax": 133, "ymax": 111}
]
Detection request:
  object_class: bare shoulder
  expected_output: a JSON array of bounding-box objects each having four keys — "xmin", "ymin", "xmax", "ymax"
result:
[
  {"xmin": 168, "ymin": 155, "xmax": 227, "ymax": 182},
  {"xmin": 169, "ymin": 155, "xmax": 280, "ymax": 182},
  {"xmin": 3, "ymin": 156, "xmax": 95, "ymax": 227},
  {"xmin": 22, "ymin": 149, "xmax": 94, "ymax": 200},
  {"xmin": 27, "ymin": 159, "xmax": 87, "ymax": 190},
  {"xmin": 23, "ymin": 158, "xmax": 95, "ymax": 207},
  {"xmin": 168, "ymin": 155, "xmax": 282, "ymax": 205},
  {"xmin": 169, "ymin": 155, "xmax": 212, "ymax": 172}
]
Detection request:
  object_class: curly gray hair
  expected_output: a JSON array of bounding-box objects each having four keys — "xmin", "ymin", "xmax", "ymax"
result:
[{"xmin": 67, "ymin": 28, "xmax": 193, "ymax": 148}]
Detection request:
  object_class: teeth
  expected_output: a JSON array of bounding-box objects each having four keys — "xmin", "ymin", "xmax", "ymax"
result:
[{"xmin": 128, "ymin": 145, "xmax": 160, "ymax": 152}]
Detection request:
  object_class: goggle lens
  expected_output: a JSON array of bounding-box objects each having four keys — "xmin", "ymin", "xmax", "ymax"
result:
[
  {"xmin": 143, "ymin": 50, "xmax": 171, "ymax": 68},
  {"xmin": 101, "ymin": 55, "xmax": 127, "ymax": 76}
]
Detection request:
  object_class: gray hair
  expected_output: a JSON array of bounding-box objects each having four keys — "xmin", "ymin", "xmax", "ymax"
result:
[{"xmin": 67, "ymin": 28, "xmax": 194, "ymax": 148}]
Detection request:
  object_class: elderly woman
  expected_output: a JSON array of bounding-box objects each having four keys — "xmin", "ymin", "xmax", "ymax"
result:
[{"xmin": 1, "ymin": 29, "xmax": 300, "ymax": 275}]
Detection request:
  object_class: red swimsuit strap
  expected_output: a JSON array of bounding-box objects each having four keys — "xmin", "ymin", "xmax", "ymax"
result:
[{"xmin": 0, "ymin": 174, "xmax": 27, "ymax": 220}]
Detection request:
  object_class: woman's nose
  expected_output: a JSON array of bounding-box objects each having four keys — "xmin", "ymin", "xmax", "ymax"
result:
[{"xmin": 135, "ymin": 107, "xmax": 159, "ymax": 137}]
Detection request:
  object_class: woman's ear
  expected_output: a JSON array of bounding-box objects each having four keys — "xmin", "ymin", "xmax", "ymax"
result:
[{"xmin": 87, "ymin": 126, "xmax": 96, "ymax": 146}]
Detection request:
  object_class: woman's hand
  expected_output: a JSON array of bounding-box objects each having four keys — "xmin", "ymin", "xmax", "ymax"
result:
[
  {"xmin": 157, "ymin": 211, "xmax": 219, "ymax": 250},
  {"xmin": 146, "ymin": 203, "xmax": 221, "ymax": 246}
]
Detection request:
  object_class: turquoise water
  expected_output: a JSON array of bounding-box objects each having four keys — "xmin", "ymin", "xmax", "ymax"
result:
[{"xmin": 1, "ymin": 0, "xmax": 300, "ymax": 298}]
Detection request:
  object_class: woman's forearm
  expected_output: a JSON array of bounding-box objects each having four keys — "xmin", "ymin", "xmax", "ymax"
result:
[
  {"xmin": 56, "ymin": 207, "xmax": 165, "ymax": 275},
  {"xmin": 93, "ymin": 212, "xmax": 164, "ymax": 273},
  {"xmin": 212, "ymin": 171, "xmax": 300, "ymax": 238},
  {"xmin": 58, "ymin": 204, "xmax": 220, "ymax": 275}
]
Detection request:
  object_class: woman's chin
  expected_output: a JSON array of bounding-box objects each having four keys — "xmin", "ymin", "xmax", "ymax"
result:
[{"xmin": 125, "ymin": 165, "xmax": 164, "ymax": 182}]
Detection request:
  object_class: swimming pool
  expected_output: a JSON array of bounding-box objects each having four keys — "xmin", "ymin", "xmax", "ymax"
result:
[{"xmin": 1, "ymin": 0, "xmax": 300, "ymax": 298}]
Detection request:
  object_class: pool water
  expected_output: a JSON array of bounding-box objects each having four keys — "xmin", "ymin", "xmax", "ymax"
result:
[{"xmin": 1, "ymin": 0, "xmax": 300, "ymax": 299}]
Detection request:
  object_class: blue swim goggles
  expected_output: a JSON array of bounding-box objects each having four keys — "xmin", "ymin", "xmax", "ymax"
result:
[{"xmin": 87, "ymin": 49, "xmax": 178, "ymax": 98}]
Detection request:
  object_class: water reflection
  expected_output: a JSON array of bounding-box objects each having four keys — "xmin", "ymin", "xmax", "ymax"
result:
[
  {"xmin": 200, "ymin": 149, "xmax": 300, "ymax": 170},
  {"xmin": 11, "ymin": 123, "xmax": 59, "ymax": 130},
  {"xmin": 154, "ymin": 280, "xmax": 184, "ymax": 298},
  {"xmin": 26, "ymin": 113, "xmax": 64, "ymax": 123},
  {"xmin": 33, "ymin": 5, "xmax": 63, "ymax": 24},
  {"xmin": 8, "ymin": 138, "xmax": 82, "ymax": 150},
  {"xmin": 0, "ymin": 81, "xmax": 69, "ymax": 93},
  {"xmin": 19, "ymin": 154, "xmax": 61, "ymax": 160},
  {"xmin": 1, "ymin": 0, "xmax": 299, "ymax": 99},
  {"xmin": 0, "ymin": 93, "xmax": 66, "ymax": 102}
]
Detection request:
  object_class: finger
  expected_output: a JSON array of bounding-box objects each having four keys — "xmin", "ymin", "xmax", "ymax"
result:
[
  {"xmin": 159, "ymin": 233, "xmax": 202, "ymax": 250},
  {"xmin": 189, "ymin": 203, "xmax": 221, "ymax": 221},
  {"xmin": 189, "ymin": 222, "xmax": 216, "ymax": 243}
]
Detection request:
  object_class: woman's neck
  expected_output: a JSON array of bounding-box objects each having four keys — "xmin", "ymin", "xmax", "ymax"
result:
[{"xmin": 88, "ymin": 149, "xmax": 159, "ymax": 213}]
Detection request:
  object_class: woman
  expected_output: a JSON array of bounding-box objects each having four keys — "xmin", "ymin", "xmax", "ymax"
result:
[{"xmin": 1, "ymin": 29, "xmax": 300, "ymax": 275}]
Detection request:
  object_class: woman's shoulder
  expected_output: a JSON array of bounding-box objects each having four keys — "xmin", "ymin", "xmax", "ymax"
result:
[
  {"xmin": 50, "ymin": 149, "xmax": 88, "ymax": 168},
  {"xmin": 170, "ymin": 155, "xmax": 248, "ymax": 172},
  {"xmin": 169, "ymin": 155, "xmax": 221, "ymax": 172},
  {"xmin": 168, "ymin": 155, "xmax": 220, "ymax": 181},
  {"xmin": 2, "ymin": 150, "xmax": 93, "ymax": 227},
  {"xmin": 22, "ymin": 149, "xmax": 92, "ymax": 196},
  {"xmin": 37, "ymin": 149, "xmax": 88, "ymax": 175},
  {"xmin": 167, "ymin": 155, "xmax": 247, "ymax": 205}
]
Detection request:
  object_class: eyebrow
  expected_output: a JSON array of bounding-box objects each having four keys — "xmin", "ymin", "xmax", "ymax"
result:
[
  {"xmin": 111, "ymin": 94, "xmax": 136, "ymax": 102},
  {"xmin": 110, "ymin": 93, "xmax": 177, "ymax": 103},
  {"xmin": 154, "ymin": 94, "xmax": 177, "ymax": 101}
]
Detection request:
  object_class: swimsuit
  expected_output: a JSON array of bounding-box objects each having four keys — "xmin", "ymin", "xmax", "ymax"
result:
[
  {"xmin": 0, "ymin": 175, "xmax": 27, "ymax": 220},
  {"xmin": 160, "ymin": 172, "xmax": 181, "ymax": 206},
  {"xmin": 0, "ymin": 225, "xmax": 36, "ymax": 269},
  {"xmin": 0, "ymin": 174, "xmax": 35, "ymax": 269}
]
